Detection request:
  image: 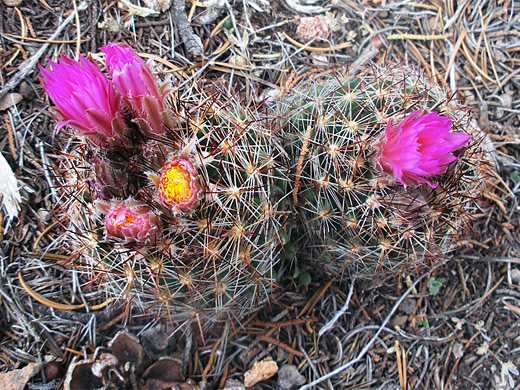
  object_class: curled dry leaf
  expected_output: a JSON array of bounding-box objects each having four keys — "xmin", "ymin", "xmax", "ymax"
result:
[
  {"xmin": 243, "ymin": 358, "xmax": 278, "ymax": 388},
  {"xmin": 0, "ymin": 93, "xmax": 22, "ymax": 111},
  {"xmin": 142, "ymin": 356, "xmax": 184, "ymax": 385},
  {"xmin": 64, "ymin": 357, "xmax": 104, "ymax": 390},
  {"xmin": 109, "ymin": 330, "xmax": 151, "ymax": 376}
]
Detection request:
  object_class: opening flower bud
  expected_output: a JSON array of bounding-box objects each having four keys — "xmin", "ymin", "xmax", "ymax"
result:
[
  {"xmin": 105, "ymin": 201, "xmax": 160, "ymax": 243},
  {"xmin": 375, "ymin": 110, "xmax": 471, "ymax": 188},
  {"xmin": 158, "ymin": 158, "xmax": 199, "ymax": 213}
]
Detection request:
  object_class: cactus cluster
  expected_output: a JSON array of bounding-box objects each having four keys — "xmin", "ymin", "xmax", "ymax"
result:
[
  {"xmin": 273, "ymin": 66, "xmax": 489, "ymax": 280},
  {"xmin": 40, "ymin": 44, "xmax": 489, "ymax": 326},
  {"xmin": 42, "ymin": 43, "xmax": 291, "ymax": 327}
]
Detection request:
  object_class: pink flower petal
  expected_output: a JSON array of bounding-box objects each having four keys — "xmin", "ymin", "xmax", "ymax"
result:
[
  {"xmin": 39, "ymin": 53, "xmax": 126, "ymax": 147},
  {"xmin": 376, "ymin": 111, "xmax": 471, "ymax": 187}
]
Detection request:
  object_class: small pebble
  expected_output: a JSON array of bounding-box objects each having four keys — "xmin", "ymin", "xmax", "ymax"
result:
[
  {"xmin": 45, "ymin": 362, "xmax": 65, "ymax": 380},
  {"xmin": 511, "ymin": 268, "xmax": 520, "ymax": 284},
  {"xmin": 228, "ymin": 55, "xmax": 247, "ymax": 66},
  {"xmin": 398, "ymin": 298, "xmax": 416, "ymax": 315},
  {"xmin": 222, "ymin": 379, "xmax": 246, "ymax": 390},
  {"xmin": 20, "ymin": 81, "xmax": 36, "ymax": 101},
  {"xmin": 276, "ymin": 365, "xmax": 306, "ymax": 390}
]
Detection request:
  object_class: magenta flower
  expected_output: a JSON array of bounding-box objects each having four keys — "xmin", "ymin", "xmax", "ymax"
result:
[
  {"xmin": 101, "ymin": 42, "xmax": 167, "ymax": 135},
  {"xmin": 376, "ymin": 110, "xmax": 471, "ymax": 188},
  {"xmin": 39, "ymin": 55, "xmax": 127, "ymax": 148},
  {"xmin": 104, "ymin": 200, "xmax": 161, "ymax": 243}
]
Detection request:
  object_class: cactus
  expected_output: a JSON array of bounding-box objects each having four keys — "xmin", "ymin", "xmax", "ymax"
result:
[
  {"xmin": 273, "ymin": 65, "xmax": 490, "ymax": 280},
  {"xmin": 40, "ymin": 44, "xmax": 291, "ymax": 327},
  {"xmin": 40, "ymin": 41, "xmax": 491, "ymax": 326}
]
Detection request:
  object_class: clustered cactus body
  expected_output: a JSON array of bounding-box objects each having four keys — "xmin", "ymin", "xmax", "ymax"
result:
[
  {"xmin": 43, "ymin": 43, "xmax": 291, "ymax": 327},
  {"xmin": 273, "ymin": 66, "xmax": 489, "ymax": 279},
  {"xmin": 41, "ymin": 44, "xmax": 490, "ymax": 326}
]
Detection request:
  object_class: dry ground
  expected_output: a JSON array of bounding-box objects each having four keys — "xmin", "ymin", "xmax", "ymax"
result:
[{"xmin": 1, "ymin": 0, "xmax": 520, "ymax": 389}]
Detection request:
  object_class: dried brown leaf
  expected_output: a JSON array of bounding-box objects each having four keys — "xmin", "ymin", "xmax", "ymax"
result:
[{"xmin": 0, "ymin": 363, "xmax": 42, "ymax": 390}]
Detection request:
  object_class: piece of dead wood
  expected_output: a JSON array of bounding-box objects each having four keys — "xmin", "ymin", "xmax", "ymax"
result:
[
  {"xmin": 0, "ymin": 362, "xmax": 42, "ymax": 390},
  {"xmin": 243, "ymin": 358, "xmax": 278, "ymax": 388},
  {"xmin": 172, "ymin": 0, "xmax": 203, "ymax": 59}
]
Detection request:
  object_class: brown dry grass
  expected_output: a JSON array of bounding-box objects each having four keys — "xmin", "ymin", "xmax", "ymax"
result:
[{"xmin": 1, "ymin": 0, "xmax": 519, "ymax": 389}]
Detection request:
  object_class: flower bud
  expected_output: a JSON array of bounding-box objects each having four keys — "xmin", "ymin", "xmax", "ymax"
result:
[
  {"xmin": 101, "ymin": 42, "xmax": 169, "ymax": 136},
  {"xmin": 105, "ymin": 200, "xmax": 161, "ymax": 243},
  {"xmin": 158, "ymin": 158, "xmax": 199, "ymax": 213},
  {"xmin": 375, "ymin": 110, "xmax": 471, "ymax": 188}
]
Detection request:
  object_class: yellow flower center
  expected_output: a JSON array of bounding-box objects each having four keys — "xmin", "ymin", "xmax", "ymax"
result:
[
  {"xmin": 159, "ymin": 162, "xmax": 192, "ymax": 205},
  {"xmin": 112, "ymin": 213, "xmax": 134, "ymax": 228}
]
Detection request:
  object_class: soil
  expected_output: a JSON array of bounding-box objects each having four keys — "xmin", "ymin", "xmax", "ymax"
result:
[{"xmin": 1, "ymin": 0, "xmax": 519, "ymax": 389}]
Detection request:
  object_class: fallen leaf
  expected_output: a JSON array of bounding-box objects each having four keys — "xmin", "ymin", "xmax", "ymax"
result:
[
  {"xmin": 119, "ymin": 0, "xmax": 159, "ymax": 17},
  {"xmin": 453, "ymin": 342, "xmax": 464, "ymax": 359},
  {"xmin": 243, "ymin": 358, "xmax": 278, "ymax": 388},
  {"xmin": 142, "ymin": 0, "xmax": 171, "ymax": 12},
  {"xmin": 0, "ymin": 93, "xmax": 22, "ymax": 111},
  {"xmin": 476, "ymin": 342, "xmax": 489, "ymax": 355},
  {"xmin": 0, "ymin": 362, "xmax": 42, "ymax": 390}
]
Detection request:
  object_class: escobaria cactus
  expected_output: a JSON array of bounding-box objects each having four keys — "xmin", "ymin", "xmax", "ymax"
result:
[
  {"xmin": 40, "ymin": 43, "xmax": 291, "ymax": 327},
  {"xmin": 273, "ymin": 65, "xmax": 490, "ymax": 280}
]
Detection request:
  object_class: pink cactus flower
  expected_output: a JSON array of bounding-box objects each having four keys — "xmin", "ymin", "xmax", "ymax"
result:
[
  {"xmin": 39, "ymin": 55, "xmax": 126, "ymax": 148},
  {"xmin": 158, "ymin": 158, "xmax": 199, "ymax": 213},
  {"xmin": 376, "ymin": 110, "xmax": 471, "ymax": 188},
  {"xmin": 105, "ymin": 201, "xmax": 161, "ymax": 243},
  {"xmin": 101, "ymin": 42, "xmax": 166, "ymax": 135}
]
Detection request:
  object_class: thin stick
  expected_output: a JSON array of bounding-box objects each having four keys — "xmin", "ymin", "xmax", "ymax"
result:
[
  {"xmin": 4, "ymin": 113, "xmax": 17, "ymax": 160},
  {"xmin": 72, "ymin": 0, "xmax": 81, "ymax": 59},
  {"xmin": 259, "ymin": 335, "xmax": 304, "ymax": 357},
  {"xmin": 0, "ymin": 0, "xmax": 91, "ymax": 99},
  {"xmin": 444, "ymin": 29, "xmax": 467, "ymax": 82},
  {"xmin": 2, "ymin": 34, "xmax": 88, "ymax": 44},
  {"xmin": 387, "ymin": 32, "xmax": 453, "ymax": 40},
  {"xmin": 293, "ymin": 125, "xmax": 313, "ymax": 205},
  {"xmin": 395, "ymin": 340, "xmax": 404, "ymax": 389},
  {"xmin": 282, "ymin": 32, "xmax": 352, "ymax": 52},
  {"xmin": 298, "ymin": 272, "xmax": 427, "ymax": 390},
  {"xmin": 172, "ymin": 0, "xmax": 203, "ymax": 58},
  {"xmin": 38, "ymin": 140, "xmax": 59, "ymax": 204},
  {"xmin": 18, "ymin": 272, "xmax": 113, "ymax": 311},
  {"xmin": 318, "ymin": 281, "xmax": 355, "ymax": 337}
]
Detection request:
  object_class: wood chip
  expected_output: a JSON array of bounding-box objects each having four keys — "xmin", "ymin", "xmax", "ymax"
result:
[{"xmin": 244, "ymin": 358, "xmax": 278, "ymax": 388}]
